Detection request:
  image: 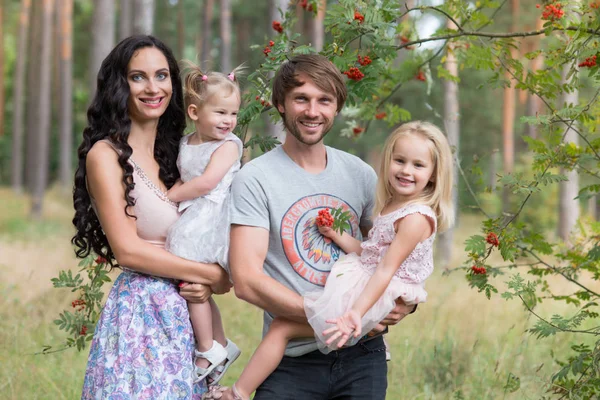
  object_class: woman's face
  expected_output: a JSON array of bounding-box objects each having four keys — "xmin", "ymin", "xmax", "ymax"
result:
[{"xmin": 126, "ymin": 47, "xmax": 173, "ymax": 124}]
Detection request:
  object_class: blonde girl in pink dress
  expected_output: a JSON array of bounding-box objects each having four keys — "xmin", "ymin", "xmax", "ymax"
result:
[{"xmin": 209, "ymin": 121, "xmax": 454, "ymax": 400}]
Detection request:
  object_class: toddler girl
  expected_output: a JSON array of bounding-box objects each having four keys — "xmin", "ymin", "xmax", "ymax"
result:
[
  {"xmin": 210, "ymin": 121, "xmax": 454, "ymax": 400},
  {"xmin": 166, "ymin": 62, "xmax": 244, "ymax": 385}
]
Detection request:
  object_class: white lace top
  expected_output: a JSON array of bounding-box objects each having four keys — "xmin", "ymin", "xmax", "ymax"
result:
[{"xmin": 359, "ymin": 203, "xmax": 437, "ymax": 284}]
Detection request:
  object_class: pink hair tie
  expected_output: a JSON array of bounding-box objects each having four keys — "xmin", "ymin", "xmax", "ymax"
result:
[
  {"xmin": 227, "ymin": 73, "xmax": 235, "ymax": 81},
  {"xmin": 201, "ymin": 75, "xmax": 208, "ymax": 81}
]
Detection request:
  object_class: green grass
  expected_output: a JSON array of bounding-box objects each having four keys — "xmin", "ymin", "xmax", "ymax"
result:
[{"xmin": 0, "ymin": 187, "xmax": 584, "ymax": 399}]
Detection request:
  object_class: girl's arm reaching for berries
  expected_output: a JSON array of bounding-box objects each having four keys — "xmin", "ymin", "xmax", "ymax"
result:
[
  {"xmin": 318, "ymin": 225, "xmax": 363, "ymax": 255},
  {"xmin": 167, "ymin": 141, "xmax": 239, "ymax": 203},
  {"xmin": 323, "ymin": 213, "xmax": 432, "ymax": 348}
]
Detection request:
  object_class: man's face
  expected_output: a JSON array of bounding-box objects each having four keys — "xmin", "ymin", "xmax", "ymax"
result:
[{"xmin": 277, "ymin": 73, "xmax": 338, "ymax": 146}]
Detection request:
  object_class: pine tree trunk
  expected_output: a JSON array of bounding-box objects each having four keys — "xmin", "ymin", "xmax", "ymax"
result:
[
  {"xmin": 132, "ymin": 0, "xmax": 154, "ymax": 35},
  {"xmin": 11, "ymin": 0, "xmax": 32, "ymax": 193},
  {"xmin": 31, "ymin": 0, "xmax": 55, "ymax": 219},
  {"xmin": 0, "ymin": 2, "xmax": 4, "ymax": 138},
  {"xmin": 266, "ymin": 0, "xmax": 289, "ymax": 143},
  {"xmin": 557, "ymin": 64, "xmax": 580, "ymax": 240},
  {"xmin": 220, "ymin": 0, "xmax": 231, "ymax": 72},
  {"xmin": 200, "ymin": 0, "xmax": 214, "ymax": 70},
  {"xmin": 119, "ymin": 0, "xmax": 132, "ymax": 40},
  {"xmin": 25, "ymin": 2, "xmax": 42, "ymax": 192},
  {"xmin": 177, "ymin": 0, "xmax": 184, "ymax": 59},
  {"xmin": 311, "ymin": 0, "xmax": 326, "ymax": 51},
  {"xmin": 501, "ymin": 0, "xmax": 519, "ymax": 210},
  {"xmin": 58, "ymin": 0, "xmax": 73, "ymax": 193},
  {"xmin": 90, "ymin": 0, "xmax": 116, "ymax": 97},
  {"xmin": 437, "ymin": 19, "xmax": 460, "ymax": 267}
]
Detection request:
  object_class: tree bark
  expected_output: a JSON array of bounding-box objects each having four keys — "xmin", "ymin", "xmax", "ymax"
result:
[
  {"xmin": 266, "ymin": 0, "xmax": 289, "ymax": 143},
  {"xmin": 311, "ymin": 0, "xmax": 326, "ymax": 51},
  {"xmin": 501, "ymin": 0, "xmax": 519, "ymax": 209},
  {"xmin": 58, "ymin": 0, "xmax": 73, "ymax": 193},
  {"xmin": 177, "ymin": 0, "xmax": 184, "ymax": 59},
  {"xmin": 200, "ymin": 0, "xmax": 214, "ymax": 70},
  {"xmin": 25, "ymin": 1, "xmax": 42, "ymax": 192},
  {"xmin": 119, "ymin": 0, "xmax": 132, "ymax": 40},
  {"xmin": 0, "ymin": 2, "xmax": 4, "ymax": 138},
  {"xmin": 90, "ymin": 0, "xmax": 116, "ymax": 97},
  {"xmin": 557, "ymin": 64, "xmax": 580, "ymax": 240},
  {"xmin": 220, "ymin": 0, "xmax": 231, "ymax": 72},
  {"xmin": 31, "ymin": 0, "xmax": 55, "ymax": 218},
  {"xmin": 132, "ymin": 0, "xmax": 154, "ymax": 35},
  {"xmin": 11, "ymin": 0, "xmax": 32, "ymax": 193},
  {"xmin": 437, "ymin": 19, "xmax": 460, "ymax": 267}
]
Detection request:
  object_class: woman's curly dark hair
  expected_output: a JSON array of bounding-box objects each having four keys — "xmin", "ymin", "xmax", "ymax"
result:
[{"xmin": 72, "ymin": 35, "xmax": 186, "ymax": 267}]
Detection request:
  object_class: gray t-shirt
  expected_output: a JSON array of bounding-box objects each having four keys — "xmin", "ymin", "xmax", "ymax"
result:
[{"xmin": 230, "ymin": 145, "xmax": 377, "ymax": 356}]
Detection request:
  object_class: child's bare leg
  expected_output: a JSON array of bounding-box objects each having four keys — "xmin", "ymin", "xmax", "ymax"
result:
[
  {"xmin": 233, "ymin": 317, "xmax": 314, "ymax": 399},
  {"xmin": 209, "ymin": 297, "xmax": 227, "ymax": 347},
  {"xmin": 189, "ymin": 301, "xmax": 214, "ymax": 369}
]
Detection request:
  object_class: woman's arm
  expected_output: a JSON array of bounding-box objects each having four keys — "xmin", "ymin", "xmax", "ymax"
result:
[
  {"xmin": 318, "ymin": 226, "xmax": 363, "ymax": 255},
  {"xmin": 167, "ymin": 141, "xmax": 239, "ymax": 203},
  {"xmin": 86, "ymin": 142, "xmax": 231, "ymax": 290}
]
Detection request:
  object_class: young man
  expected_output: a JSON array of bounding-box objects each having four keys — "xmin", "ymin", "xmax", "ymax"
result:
[{"xmin": 229, "ymin": 54, "xmax": 414, "ymax": 399}]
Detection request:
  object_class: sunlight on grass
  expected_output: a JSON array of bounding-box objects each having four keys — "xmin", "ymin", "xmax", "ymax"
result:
[{"xmin": 0, "ymin": 188, "xmax": 587, "ymax": 399}]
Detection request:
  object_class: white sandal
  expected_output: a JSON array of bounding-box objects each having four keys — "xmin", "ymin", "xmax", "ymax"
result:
[
  {"xmin": 207, "ymin": 339, "xmax": 241, "ymax": 386},
  {"xmin": 194, "ymin": 340, "xmax": 228, "ymax": 383}
]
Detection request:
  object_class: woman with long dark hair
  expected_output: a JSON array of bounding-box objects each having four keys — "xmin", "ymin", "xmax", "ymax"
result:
[{"xmin": 74, "ymin": 35, "xmax": 231, "ymax": 399}]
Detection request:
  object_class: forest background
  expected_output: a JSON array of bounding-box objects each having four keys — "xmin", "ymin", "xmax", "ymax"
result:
[{"xmin": 0, "ymin": 0, "xmax": 599, "ymax": 399}]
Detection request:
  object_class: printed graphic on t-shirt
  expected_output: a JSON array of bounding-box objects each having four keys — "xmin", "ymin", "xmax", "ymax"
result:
[{"xmin": 280, "ymin": 194, "xmax": 360, "ymax": 286}]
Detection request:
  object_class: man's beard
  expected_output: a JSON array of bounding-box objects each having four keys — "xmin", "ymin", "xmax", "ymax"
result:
[{"xmin": 282, "ymin": 113, "xmax": 332, "ymax": 146}]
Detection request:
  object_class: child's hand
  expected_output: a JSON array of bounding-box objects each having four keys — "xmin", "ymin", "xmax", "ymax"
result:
[
  {"xmin": 318, "ymin": 225, "xmax": 337, "ymax": 240},
  {"xmin": 167, "ymin": 179, "xmax": 184, "ymax": 201},
  {"xmin": 323, "ymin": 309, "xmax": 362, "ymax": 348}
]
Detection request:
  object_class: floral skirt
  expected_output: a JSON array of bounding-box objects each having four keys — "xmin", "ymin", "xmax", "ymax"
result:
[{"xmin": 81, "ymin": 270, "xmax": 206, "ymax": 399}]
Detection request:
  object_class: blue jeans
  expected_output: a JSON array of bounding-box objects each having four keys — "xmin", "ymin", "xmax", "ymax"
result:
[{"xmin": 253, "ymin": 336, "xmax": 387, "ymax": 400}]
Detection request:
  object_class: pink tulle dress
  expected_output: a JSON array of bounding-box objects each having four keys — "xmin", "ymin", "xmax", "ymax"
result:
[{"xmin": 304, "ymin": 204, "xmax": 436, "ymax": 354}]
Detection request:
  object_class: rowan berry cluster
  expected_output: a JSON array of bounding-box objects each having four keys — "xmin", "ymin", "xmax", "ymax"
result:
[
  {"xmin": 263, "ymin": 47, "xmax": 271, "ymax": 56},
  {"xmin": 344, "ymin": 67, "xmax": 365, "ymax": 81},
  {"xmin": 71, "ymin": 299, "xmax": 86, "ymax": 310},
  {"xmin": 578, "ymin": 55, "xmax": 597, "ymax": 68},
  {"xmin": 255, "ymin": 95, "xmax": 271, "ymax": 107},
  {"xmin": 592, "ymin": 1, "xmax": 600, "ymax": 9},
  {"xmin": 357, "ymin": 55, "xmax": 372, "ymax": 66},
  {"xmin": 95, "ymin": 256, "xmax": 107, "ymax": 264},
  {"xmin": 537, "ymin": 3, "xmax": 564, "ymax": 20},
  {"xmin": 416, "ymin": 71, "xmax": 426, "ymax": 81},
  {"xmin": 299, "ymin": 0, "xmax": 313, "ymax": 11},
  {"xmin": 316, "ymin": 209, "xmax": 334, "ymax": 227},
  {"xmin": 375, "ymin": 112, "xmax": 387, "ymax": 120},
  {"xmin": 486, "ymin": 232, "xmax": 500, "ymax": 247},
  {"xmin": 354, "ymin": 11, "xmax": 365, "ymax": 23},
  {"xmin": 272, "ymin": 21, "xmax": 283, "ymax": 33},
  {"xmin": 80, "ymin": 325, "xmax": 88, "ymax": 336},
  {"xmin": 471, "ymin": 265, "xmax": 487, "ymax": 275}
]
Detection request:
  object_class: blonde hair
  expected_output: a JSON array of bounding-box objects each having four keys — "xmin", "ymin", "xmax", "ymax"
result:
[
  {"xmin": 180, "ymin": 60, "xmax": 244, "ymax": 110},
  {"xmin": 374, "ymin": 121, "xmax": 455, "ymax": 232}
]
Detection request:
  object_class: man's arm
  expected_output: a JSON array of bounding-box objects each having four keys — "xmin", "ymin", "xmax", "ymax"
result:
[{"xmin": 229, "ymin": 224, "xmax": 307, "ymax": 323}]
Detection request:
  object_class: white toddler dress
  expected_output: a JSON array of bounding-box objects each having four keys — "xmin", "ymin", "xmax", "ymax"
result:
[
  {"xmin": 165, "ymin": 132, "xmax": 243, "ymax": 272},
  {"xmin": 304, "ymin": 204, "xmax": 437, "ymax": 353}
]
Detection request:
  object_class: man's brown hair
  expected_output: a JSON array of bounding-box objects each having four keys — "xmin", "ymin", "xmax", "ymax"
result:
[{"xmin": 271, "ymin": 54, "xmax": 347, "ymax": 116}]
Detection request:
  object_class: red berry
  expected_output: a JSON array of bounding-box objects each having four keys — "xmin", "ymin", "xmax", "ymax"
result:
[
  {"xmin": 80, "ymin": 325, "xmax": 88, "ymax": 335},
  {"xmin": 352, "ymin": 126, "xmax": 364, "ymax": 136},
  {"xmin": 416, "ymin": 71, "xmax": 426, "ymax": 81},
  {"xmin": 375, "ymin": 112, "xmax": 386, "ymax": 120},
  {"xmin": 316, "ymin": 209, "xmax": 334, "ymax": 227},
  {"xmin": 485, "ymin": 232, "xmax": 500, "ymax": 247},
  {"xmin": 272, "ymin": 21, "xmax": 284, "ymax": 33},
  {"xmin": 354, "ymin": 10, "xmax": 365, "ymax": 23},
  {"xmin": 357, "ymin": 55, "xmax": 372, "ymax": 66},
  {"xmin": 95, "ymin": 256, "xmax": 107, "ymax": 264},
  {"xmin": 269, "ymin": 40, "xmax": 275, "ymax": 47}
]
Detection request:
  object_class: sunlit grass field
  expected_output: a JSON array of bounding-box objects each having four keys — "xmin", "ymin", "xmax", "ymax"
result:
[{"xmin": 0, "ymin": 187, "xmax": 587, "ymax": 399}]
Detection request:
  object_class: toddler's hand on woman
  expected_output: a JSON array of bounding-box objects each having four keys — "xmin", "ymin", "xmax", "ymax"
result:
[
  {"xmin": 323, "ymin": 309, "xmax": 362, "ymax": 348},
  {"xmin": 179, "ymin": 282, "xmax": 212, "ymax": 303}
]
